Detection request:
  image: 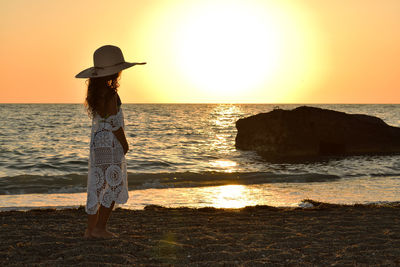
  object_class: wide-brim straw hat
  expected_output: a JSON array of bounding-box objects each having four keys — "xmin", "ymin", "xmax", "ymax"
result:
[{"xmin": 75, "ymin": 45, "xmax": 146, "ymax": 78}]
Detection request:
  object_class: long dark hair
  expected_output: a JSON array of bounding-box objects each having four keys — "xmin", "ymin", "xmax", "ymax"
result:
[{"xmin": 84, "ymin": 72, "xmax": 121, "ymax": 118}]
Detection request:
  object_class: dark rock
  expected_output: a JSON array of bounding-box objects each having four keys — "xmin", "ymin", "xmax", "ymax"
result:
[{"xmin": 235, "ymin": 106, "xmax": 400, "ymax": 161}]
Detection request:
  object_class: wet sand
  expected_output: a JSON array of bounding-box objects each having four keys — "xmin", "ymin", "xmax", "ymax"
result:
[{"xmin": 1, "ymin": 200, "xmax": 400, "ymax": 266}]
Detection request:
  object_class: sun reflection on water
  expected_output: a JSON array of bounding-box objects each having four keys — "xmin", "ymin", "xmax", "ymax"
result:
[
  {"xmin": 209, "ymin": 160, "xmax": 237, "ymax": 173},
  {"xmin": 206, "ymin": 104, "xmax": 244, "ymax": 173},
  {"xmin": 212, "ymin": 104, "xmax": 243, "ymax": 128},
  {"xmin": 207, "ymin": 185, "xmax": 257, "ymax": 209}
]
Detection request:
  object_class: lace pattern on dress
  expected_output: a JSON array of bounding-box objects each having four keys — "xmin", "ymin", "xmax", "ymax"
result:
[
  {"xmin": 106, "ymin": 111, "xmax": 122, "ymax": 131},
  {"xmin": 86, "ymin": 108, "xmax": 128, "ymax": 214}
]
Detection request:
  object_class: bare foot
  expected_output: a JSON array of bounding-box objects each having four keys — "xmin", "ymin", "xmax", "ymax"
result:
[
  {"xmin": 91, "ymin": 227, "xmax": 118, "ymax": 238},
  {"xmin": 84, "ymin": 229, "xmax": 94, "ymax": 239}
]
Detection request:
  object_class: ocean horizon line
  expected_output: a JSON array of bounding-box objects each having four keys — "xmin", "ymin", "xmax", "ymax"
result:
[{"xmin": 1, "ymin": 102, "xmax": 400, "ymax": 105}]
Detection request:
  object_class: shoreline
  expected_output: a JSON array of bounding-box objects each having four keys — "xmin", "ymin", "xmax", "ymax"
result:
[
  {"xmin": 1, "ymin": 200, "xmax": 400, "ymax": 265},
  {"xmin": 1, "ymin": 198, "xmax": 400, "ymax": 212},
  {"xmin": 2, "ymin": 177, "xmax": 400, "ymax": 213}
]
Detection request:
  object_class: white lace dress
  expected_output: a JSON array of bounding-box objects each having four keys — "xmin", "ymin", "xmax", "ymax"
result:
[{"xmin": 86, "ymin": 108, "xmax": 129, "ymax": 214}]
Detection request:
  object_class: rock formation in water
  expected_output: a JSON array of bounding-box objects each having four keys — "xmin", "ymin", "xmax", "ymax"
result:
[{"xmin": 235, "ymin": 106, "xmax": 400, "ymax": 161}]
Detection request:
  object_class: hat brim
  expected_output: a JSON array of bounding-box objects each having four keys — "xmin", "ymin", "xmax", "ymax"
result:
[{"xmin": 75, "ymin": 62, "xmax": 146, "ymax": 78}]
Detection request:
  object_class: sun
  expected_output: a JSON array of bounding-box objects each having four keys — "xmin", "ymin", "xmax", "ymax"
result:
[
  {"xmin": 133, "ymin": 0, "xmax": 325, "ymax": 103},
  {"xmin": 173, "ymin": 1, "xmax": 282, "ymax": 100}
]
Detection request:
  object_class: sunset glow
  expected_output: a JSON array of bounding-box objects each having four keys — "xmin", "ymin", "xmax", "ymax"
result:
[
  {"xmin": 1, "ymin": 0, "xmax": 399, "ymax": 103},
  {"xmin": 174, "ymin": 1, "xmax": 283, "ymax": 99}
]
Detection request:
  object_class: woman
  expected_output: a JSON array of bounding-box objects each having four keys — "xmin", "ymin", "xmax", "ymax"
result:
[{"xmin": 76, "ymin": 45, "xmax": 145, "ymax": 238}]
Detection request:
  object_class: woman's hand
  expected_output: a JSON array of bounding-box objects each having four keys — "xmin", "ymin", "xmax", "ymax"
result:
[
  {"xmin": 112, "ymin": 127, "xmax": 129, "ymax": 155},
  {"xmin": 123, "ymin": 143, "xmax": 129, "ymax": 155}
]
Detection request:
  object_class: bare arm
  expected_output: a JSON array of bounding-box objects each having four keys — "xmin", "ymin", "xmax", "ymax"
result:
[
  {"xmin": 113, "ymin": 127, "xmax": 129, "ymax": 155},
  {"xmin": 105, "ymin": 93, "xmax": 129, "ymax": 154}
]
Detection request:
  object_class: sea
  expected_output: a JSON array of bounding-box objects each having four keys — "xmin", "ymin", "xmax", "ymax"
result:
[{"xmin": 1, "ymin": 104, "xmax": 400, "ymax": 211}]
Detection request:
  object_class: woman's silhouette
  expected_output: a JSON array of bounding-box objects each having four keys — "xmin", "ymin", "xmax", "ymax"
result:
[{"xmin": 76, "ymin": 45, "xmax": 145, "ymax": 238}]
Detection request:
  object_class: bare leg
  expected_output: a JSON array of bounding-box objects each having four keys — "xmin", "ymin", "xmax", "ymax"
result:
[
  {"xmin": 91, "ymin": 202, "xmax": 117, "ymax": 238},
  {"xmin": 84, "ymin": 211, "xmax": 99, "ymax": 238}
]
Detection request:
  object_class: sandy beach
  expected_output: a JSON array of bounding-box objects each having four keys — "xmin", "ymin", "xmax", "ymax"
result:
[{"xmin": 1, "ymin": 200, "xmax": 400, "ymax": 266}]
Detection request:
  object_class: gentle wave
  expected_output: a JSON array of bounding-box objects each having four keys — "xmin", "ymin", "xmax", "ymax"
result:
[
  {"xmin": 2, "ymin": 104, "xmax": 400, "ymax": 180},
  {"xmin": 0, "ymin": 172, "xmax": 344, "ymax": 195},
  {"xmin": 2, "ymin": 104, "xmax": 400, "ymax": 202}
]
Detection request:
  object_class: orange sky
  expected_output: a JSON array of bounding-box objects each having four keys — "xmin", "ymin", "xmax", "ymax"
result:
[{"xmin": 1, "ymin": 0, "xmax": 399, "ymax": 103}]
